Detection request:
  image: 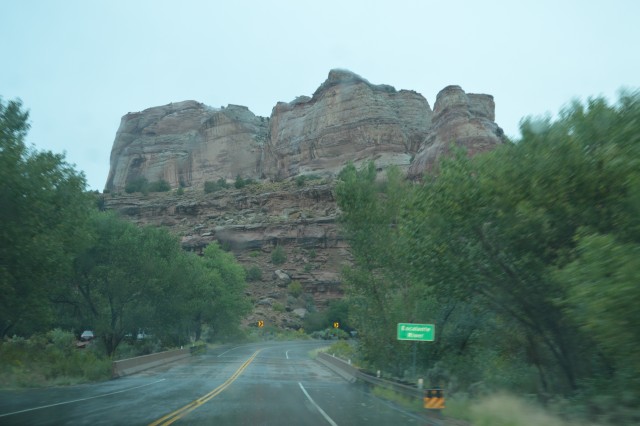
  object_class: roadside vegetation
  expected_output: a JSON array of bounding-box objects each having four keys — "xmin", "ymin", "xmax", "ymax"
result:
[
  {"xmin": 335, "ymin": 92, "xmax": 640, "ymax": 425},
  {"xmin": 0, "ymin": 329, "xmax": 112, "ymax": 388},
  {"xmin": 125, "ymin": 176, "xmax": 171, "ymax": 194},
  {"xmin": 0, "ymin": 98, "xmax": 251, "ymax": 387}
]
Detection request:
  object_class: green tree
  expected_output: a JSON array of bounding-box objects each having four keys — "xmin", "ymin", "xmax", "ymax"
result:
[
  {"xmin": 557, "ymin": 234, "xmax": 640, "ymax": 377},
  {"xmin": 193, "ymin": 243, "xmax": 252, "ymax": 341},
  {"xmin": 68, "ymin": 212, "xmax": 188, "ymax": 356},
  {"xmin": 0, "ymin": 98, "xmax": 93, "ymax": 337},
  {"xmin": 335, "ymin": 91, "xmax": 640, "ymax": 407},
  {"xmin": 336, "ymin": 163, "xmax": 421, "ymax": 374}
]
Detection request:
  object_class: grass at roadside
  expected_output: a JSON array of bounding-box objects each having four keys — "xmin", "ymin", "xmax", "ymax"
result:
[
  {"xmin": 443, "ymin": 393, "xmax": 604, "ymax": 426},
  {"xmin": 371, "ymin": 386, "xmax": 424, "ymax": 412},
  {"xmin": 368, "ymin": 391, "xmax": 606, "ymax": 426},
  {"xmin": 323, "ymin": 340, "xmax": 357, "ymax": 361},
  {"xmin": 307, "ymin": 346, "xmax": 331, "ymax": 359},
  {"xmin": 0, "ymin": 330, "xmax": 112, "ymax": 389}
]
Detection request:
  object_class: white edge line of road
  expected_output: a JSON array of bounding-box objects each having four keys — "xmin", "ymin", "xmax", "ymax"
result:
[
  {"xmin": 0, "ymin": 378, "xmax": 166, "ymax": 418},
  {"xmin": 298, "ymin": 382, "xmax": 338, "ymax": 426}
]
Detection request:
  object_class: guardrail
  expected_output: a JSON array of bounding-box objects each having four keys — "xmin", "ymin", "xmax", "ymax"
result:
[
  {"xmin": 112, "ymin": 347, "xmax": 191, "ymax": 378},
  {"xmin": 317, "ymin": 352, "xmax": 423, "ymax": 400}
]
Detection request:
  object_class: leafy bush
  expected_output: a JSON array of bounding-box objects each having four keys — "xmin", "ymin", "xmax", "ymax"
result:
[
  {"xmin": 271, "ymin": 246, "xmax": 286, "ymax": 265},
  {"xmin": 288, "ymin": 280, "xmax": 303, "ymax": 298},
  {"xmin": 326, "ymin": 340, "xmax": 356, "ymax": 359},
  {"xmin": 234, "ymin": 175, "xmax": 256, "ymax": 189},
  {"xmin": 204, "ymin": 178, "xmax": 230, "ymax": 193},
  {"xmin": 125, "ymin": 177, "xmax": 170, "ymax": 193},
  {"xmin": 245, "ymin": 266, "xmax": 262, "ymax": 282},
  {"xmin": 204, "ymin": 180, "xmax": 216, "ymax": 193},
  {"xmin": 146, "ymin": 179, "xmax": 171, "ymax": 192},
  {"xmin": 272, "ymin": 302, "xmax": 285, "ymax": 313},
  {"xmin": 304, "ymin": 311, "xmax": 327, "ymax": 332},
  {"xmin": 303, "ymin": 300, "xmax": 352, "ymax": 334},
  {"xmin": 311, "ymin": 327, "xmax": 349, "ymax": 340},
  {"xmin": 0, "ymin": 330, "xmax": 111, "ymax": 387},
  {"xmin": 125, "ymin": 176, "xmax": 148, "ymax": 193}
]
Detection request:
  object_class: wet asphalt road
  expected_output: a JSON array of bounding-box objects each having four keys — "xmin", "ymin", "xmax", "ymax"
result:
[{"xmin": 0, "ymin": 341, "xmax": 438, "ymax": 425}]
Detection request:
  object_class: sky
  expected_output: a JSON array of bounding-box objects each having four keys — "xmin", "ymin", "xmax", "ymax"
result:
[{"xmin": 1, "ymin": 0, "xmax": 638, "ymax": 191}]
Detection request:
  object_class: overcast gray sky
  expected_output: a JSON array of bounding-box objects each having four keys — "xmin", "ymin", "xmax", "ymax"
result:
[{"xmin": 2, "ymin": 0, "xmax": 638, "ymax": 190}]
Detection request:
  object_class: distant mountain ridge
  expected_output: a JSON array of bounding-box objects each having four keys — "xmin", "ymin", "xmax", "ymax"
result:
[{"xmin": 105, "ymin": 69, "xmax": 505, "ymax": 191}]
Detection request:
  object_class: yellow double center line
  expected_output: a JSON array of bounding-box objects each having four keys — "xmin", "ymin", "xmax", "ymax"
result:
[{"xmin": 149, "ymin": 349, "xmax": 263, "ymax": 426}]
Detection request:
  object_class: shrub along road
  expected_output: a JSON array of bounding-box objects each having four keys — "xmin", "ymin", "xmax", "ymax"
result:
[{"xmin": 0, "ymin": 341, "xmax": 436, "ymax": 425}]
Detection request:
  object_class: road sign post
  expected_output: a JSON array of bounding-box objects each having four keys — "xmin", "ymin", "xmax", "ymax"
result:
[{"xmin": 397, "ymin": 323, "xmax": 435, "ymax": 341}]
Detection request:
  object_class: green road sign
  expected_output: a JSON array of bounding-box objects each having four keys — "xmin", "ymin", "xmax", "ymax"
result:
[{"xmin": 397, "ymin": 323, "xmax": 435, "ymax": 341}]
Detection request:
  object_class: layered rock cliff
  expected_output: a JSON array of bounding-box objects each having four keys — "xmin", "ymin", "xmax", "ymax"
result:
[
  {"xmin": 106, "ymin": 69, "xmax": 504, "ymax": 192},
  {"xmin": 407, "ymin": 85, "xmax": 505, "ymax": 178},
  {"xmin": 105, "ymin": 102, "xmax": 268, "ymax": 191},
  {"xmin": 103, "ymin": 179, "xmax": 346, "ymax": 329},
  {"xmin": 103, "ymin": 70, "xmax": 507, "ymax": 328},
  {"xmin": 263, "ymin": 69, "xmax": 432, "ymax": 179}
]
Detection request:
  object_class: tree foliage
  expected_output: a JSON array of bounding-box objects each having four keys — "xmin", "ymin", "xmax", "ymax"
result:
[
  {"xmin": 63, "ymin": 214, "xmax": 252, "ymax": 356},
  {"xmin": 1, "ymin": 97, "xmax": 251, "ymax": 362},
  {"xmin": 0, "ymin": 98, "xmax": 93, "ymax": 337},
  {"xmin": 67, "ymin": 212, "xmax": 187, "ymax": 356},
  {"xmin": 335, "ymin": 91, "xmax": 640, "ymax": 419},
  {"xmin": 189, "ymin": 243, "xmax": 252, "ymax": 342}
]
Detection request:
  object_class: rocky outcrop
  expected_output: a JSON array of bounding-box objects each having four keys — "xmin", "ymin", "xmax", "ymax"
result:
[
  {"xmin": 102, "ymin": 71, "xmax": 507, "ymax": 329},
  {"xmin": 105, "ymin": 72, "xmax": 505, "ymax": 192},
  {"xmin": 103, "ymin": 180, "xmax": 347, "ymax": 318},
  {"xmin": 105, "ymin": 71, "xmax": 504, "ymax": 191},
  {"xmin": 105, "ymin": 70, "xmax": 438, "ymax": 191},
  {"xmin": 407, "ymin": 85, "xmax": 506, "ymax": 178},
  {"xmin": 263, "ymin": 69, "xmax": 432, "ymax": 179},
  {"xmin": 105, "ymin": 102, "xmax": 267, "ymax": 191}
]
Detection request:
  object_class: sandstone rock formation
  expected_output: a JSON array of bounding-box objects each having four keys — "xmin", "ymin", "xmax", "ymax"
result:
[
  {"xmin": 263, "ymin": 69, "xmax": 432, "ymax": 179},
  {"xmin": 105, "ymin": 70, "xmax": 435, "ymax": 191},
  {"xmin": 105, "ymin": 71, "xmax": 505, "ymax": 192},
  {"xmin": 105, "ymin": 101, "xmax": 267, "ymax": 191},
  {"xmin": 105, "ymin": 70, "xmax": 504, "ymax": 191},
  {"xmin": 103, "ymin": 180, "xmax": 346, "ymax": 328},
  {"xmin": 407, "ymin": 85, "xmax": 506, "ymax": 178},
  {"xmin": 102, "ymin": 70, "xmax": 507, "ymax": 328}
]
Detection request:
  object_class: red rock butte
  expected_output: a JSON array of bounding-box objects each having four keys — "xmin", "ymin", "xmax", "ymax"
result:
[{"xmin": 105, "ymin": 69, "xmax": 506, "ymax": 192}]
